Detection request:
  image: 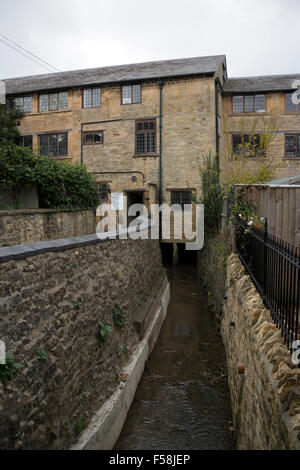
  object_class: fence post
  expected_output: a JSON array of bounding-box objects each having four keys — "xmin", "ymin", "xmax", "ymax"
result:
[{"xmin": 263, "ymin": 217, "xmax": 268, "ymax": 296}]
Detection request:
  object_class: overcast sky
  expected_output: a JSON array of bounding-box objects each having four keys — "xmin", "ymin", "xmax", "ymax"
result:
[{"xmin": 0, "ymin": 0, "xmax": 300, "ymax": 80}]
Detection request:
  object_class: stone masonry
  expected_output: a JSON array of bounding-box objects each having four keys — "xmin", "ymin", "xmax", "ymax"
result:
[
  {"xmin": 0, "ymin": 236, "xmax": 165, "ymax": 450},
  {"xmin": 222, "ymin": 254, "xmax": 300, "ymax": 450}
]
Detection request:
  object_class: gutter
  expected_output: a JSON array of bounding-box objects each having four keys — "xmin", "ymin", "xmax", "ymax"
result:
[
  {"xmin": 158, "ymin": 79, "xmax": 164, "ymax": 239},
  {"xmin": 214, "ymin": 77, "xmax": 223, "ymax": 171}
]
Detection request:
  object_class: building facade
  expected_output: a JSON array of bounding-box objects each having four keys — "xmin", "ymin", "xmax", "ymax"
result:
[{"xmin": 3, "ymin": 55, "xmax": 300, "ymax": 241}]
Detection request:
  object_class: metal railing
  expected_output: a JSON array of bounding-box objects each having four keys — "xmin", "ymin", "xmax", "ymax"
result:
[{"xmin": 236, "ymin": 216, "xmax": 300, "ymax": 348}]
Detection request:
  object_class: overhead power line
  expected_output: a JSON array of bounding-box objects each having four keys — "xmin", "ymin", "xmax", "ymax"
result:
[{"xmin": 0, "ymin": 33, "xmax": 61, "ymax": 73}]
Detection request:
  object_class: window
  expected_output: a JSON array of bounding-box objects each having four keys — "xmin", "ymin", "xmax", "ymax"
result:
[
  {"xmin": 83, "ymin": 88, "xmax": 101, "ymax": 108},
  {"xmin": 122, "ymin": 84, "xmax": 141, "ymax": 104},
  {"xmin": 39, "ymin": 133, "xmax": 68, "ymax": 157},
  {"xmin": 232, "ymin": 134, "xmax": 263, "ymax": 157},
  {"xmin": 232, "ymin": 95, "xmax": 266, "ymax": 113},
  {"xmin": 285, "ymin": 93, "xmax": 300, "ymax": 112},
  {"xmin": 285, "ymin": 134, "xmax": 300, "ymax": 157},
  {"xmin": 83, "ymin": 131, "xmax": 103, "ymax": 145},
  {"xmin": 98, "ymin": 183, "xmax": 109, "ymax": 201},
  {"xmin": 171, "ymin": 191, "xmax": 192, "ymax": 210},
  {"xmin": 18, "ymin": 135, "xmax": 33, "ymax": 149},
  {"xmin": 135, "ymin": 119, "xmax": 156, "ymax": 154},
  {"xmin": 12, "ymin": 96, "xmax": 33, "ymax": 113},
  {"xmin": 39, "ymin": 92, "xmax": 68, "ymax": 112}
]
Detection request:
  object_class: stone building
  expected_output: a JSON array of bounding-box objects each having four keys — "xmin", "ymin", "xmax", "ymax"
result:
[{"xmin": 3, "ymin": 55, "xmax": 300, "ymax": 240}]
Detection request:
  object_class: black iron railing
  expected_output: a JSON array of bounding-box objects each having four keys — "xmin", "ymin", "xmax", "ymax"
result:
[{"xmin": 236, "ymin": 216, "xmax": 300, "ymax": 348}]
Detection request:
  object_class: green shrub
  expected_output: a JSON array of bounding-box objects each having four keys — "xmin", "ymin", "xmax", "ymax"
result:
[
  {"xmin": 0, "ymin": 354, "xmax": 23, "ymax": 385},
  {"xmin": 98, "ymin": 321, "xmax": 112, "ymax": 346},
  {"xmin": 0, "ymin": 141, "xmax": 99, "ymax": 209},
  {"xmin": 199, "ymin": 153, "xmax": 223, "ymax": 235},
  {"xmin": 112, "ymin": 303, "xmax": 125, "ymax": 328}
]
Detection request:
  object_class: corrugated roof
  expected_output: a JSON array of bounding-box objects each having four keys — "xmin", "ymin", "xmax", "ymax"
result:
[
  {"xmin": 224, "ymin": 74, "xmax": 300, "ymax": 93},
  {"xmin": 3, "ymin": 55, "xmax": 226, "ymax": 95}
]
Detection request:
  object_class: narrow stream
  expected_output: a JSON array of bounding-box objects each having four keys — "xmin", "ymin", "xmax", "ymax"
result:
[{"xmin": 115, "ymin": 263, "xmax": 234, "ymax": 450}]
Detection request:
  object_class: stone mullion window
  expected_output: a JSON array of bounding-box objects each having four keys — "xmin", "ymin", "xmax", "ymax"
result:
[
  {"xmin": 122, "ymin": 84, "xmax": 141, "ymax": 104},
  {"xmin": 83, "ymin": 88, "xmax": 101, "ymax": 108},
  {"xmin": 285, "ymin": 93, "xmax": 300, "ymax": 112},
  {"xmin": 232, "ymin": 134, "xmax": 263, "ymax": 157},
  {"xmin": 12, "ymin": 96, "xmax": 33, "ymax": 113},
  {"xmin": 232, "ymin": 95, "xmax": 266, "ymax": 113},
  {"xmin": 83, "ymin": 131, "xmax": 104, "ymax": 145},
  {"xmin": 18, "ymin": 135, "xmax": 33, "ymax": 149},
  {"xmin": 39, "ymin": 92, "xmax": 69, "ymax": 112},
  {"xmin": 39, "ymin": 133, "xmax": 68, "ymax": 157},
  {"xmin": 285, "ymin": 134, "xmax": 300, "ymax": 157},
  {"xmin": 171, "ymin": 191, "xmax": 192, "ymax": 210},
  {"xmin": 135, "ymin": 119, "xmax": 156, "ymax": 154}
]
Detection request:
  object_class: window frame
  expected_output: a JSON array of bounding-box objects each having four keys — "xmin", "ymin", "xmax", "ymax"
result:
[
  {"xmin": 82, "ymin": 87, "xmax": 101, "ymax": 108},
  {"xmin": 232, "ymin": 133, "xmax": 265, "ymax": 158},
  {"xmin": 82, "ymin": 131, "xmax": 104, "ymax": 145},
  {"xmin": 121, "ymin": 84, "xmax": 142, "ymax": 105},
  {"xmin": 170, "ymin": 190, "xmax": 192, "ymax": 210},
  {"xmin": 232, "ymin": 94, "xmax": 267, "ymax": 114},
  {"xmin": 11, "ymin": 95, "xmax": 33, "ymax": 114},
  {"xmin": 285, "ymin": 92, "xmax": 300, "ymax": 113},
  {"xmin": 38, "ymin": 91, "xmax": 69, "ymax": 112},
  {"xmin": 18, "ymin": 135, "xmax": 33, "ymax": 149},
  {"xmin": 97, "ymin": 182, "xmax": 110, "ymax": 201},
  {"xmin": 38, "ymin": 132, "xmax": 68, "ymax": 157},
  {"xmin": 284, "ymin": 133, "xmax": 300, "ymax": 158},
  {"xmin": 135, "ymin": 119, "xmax": 156, "ymax": 155}
]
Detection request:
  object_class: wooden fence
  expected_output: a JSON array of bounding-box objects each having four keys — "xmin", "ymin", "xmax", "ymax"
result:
[{"xmin": 237, "ymin": 184, "xmax": 300, "ymax": 248}]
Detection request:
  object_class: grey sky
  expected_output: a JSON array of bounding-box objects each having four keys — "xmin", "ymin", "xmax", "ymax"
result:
[{"xmin": 1, "ymin": 0, "xmax": 300, "ymax": 80}]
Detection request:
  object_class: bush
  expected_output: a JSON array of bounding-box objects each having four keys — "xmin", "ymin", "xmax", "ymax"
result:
[
  {"xmin": 0, "ymin": 141, "xmax": 99, "ymax": 209},
  {"xmin": 199, "ymin": 153, "xmax": 223, "ymax": 235}
]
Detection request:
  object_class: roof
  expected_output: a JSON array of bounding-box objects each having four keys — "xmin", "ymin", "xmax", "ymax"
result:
[
  {"xmin": 3, "ymin": 55, "xmax": 226, "ymax": 95},
  {"xmin": 267, "ymin": 175, "xmax": 300, "ymax": 186},
  {"xmin": 224, "ymin": 74, "xmax": 300, "ymax": 93}
]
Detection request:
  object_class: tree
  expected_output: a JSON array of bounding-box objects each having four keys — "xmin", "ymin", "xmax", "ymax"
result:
[{"xmin": 0, "ymin": 104, "xmax": 23, "ymax": 144}]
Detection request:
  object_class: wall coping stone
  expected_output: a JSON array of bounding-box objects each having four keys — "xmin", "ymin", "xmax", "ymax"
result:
[
  {"xmin": 0, "ymin": 220, "xmax": 153, "ymax": 263},
  {"xmin": 0, "ymin": 208, "xmax": 95, "ymax": 216}
]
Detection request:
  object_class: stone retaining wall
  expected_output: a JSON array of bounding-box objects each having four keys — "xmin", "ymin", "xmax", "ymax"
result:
[
  {"xmin": 0, "ymin": 234, "xmax": 165, "ymax": 450},
  {"xmin": 222, "ymin": 254, "xmax": 300, "ymax": 450},
  {"xmin": 0, "ymin": 209, "xmax": 96, "ymax": 247}
]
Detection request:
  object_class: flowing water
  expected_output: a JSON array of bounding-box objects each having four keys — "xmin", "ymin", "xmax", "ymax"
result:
[{"xmin": 115, "ymin": 264, "xmax": 234, "ymax": 450}]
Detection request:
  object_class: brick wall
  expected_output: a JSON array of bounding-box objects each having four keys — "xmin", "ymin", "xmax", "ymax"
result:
[
  {"xmin": 0, "ymin": 236, "xmax": 165, "ymax": 450},
  {"xmin": 0, "ymin": 209, "xmax": 96, "ymax": 247}
]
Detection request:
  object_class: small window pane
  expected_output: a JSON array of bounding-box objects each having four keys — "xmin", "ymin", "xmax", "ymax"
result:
[
  {"xmin": 40, "ymin": 135, "xmax": 49, "ymax": 155},
  {"xmin": 94, "ymin": 133, "xmax": 102, "ymax": 143},
  {"xmin": 23, "ymin": 135, "xmax": 33, "ymax": 149},
  {"xmin": 59, "ymin": 92, "xmax": 68, "ymax": 110},
  {"xmin": 14, "ymin": 97, "xmax": 23, "ymax": 111},
  {"xmin": 92, "ymin": 88, "xmax": 101, "ymax": 107},
  {"xmin": 136, "ymin": 133, "xmax": 145, "ymax": 153},
  {"xmin": 244, "ymin": 96, "xmax": 254, "ymax": 112},
  {"xmin": 58, "ymin": 134, "xmax": 67, "ymax": 156},
  {"xmin": 233, "ymin": 135, "xmax": 242, "ymax": 155},
  {"xmin": 286, "ymin": 93, "xmax": 297, "ymax": 112},
  {"xmin": 83, "ymin": 89, "xmax": 92, "ymax": 108},
  {"xmin": 255, "ymin": 95, "xmax": 266, "ymax": 113},
  {"xmin": 122, "ymin": 86, "xmax": 131, "ymax": 104},
  {"xmin": 23, "ymin": 96, "xmax": 33, "ymax": 113},
  {"xmin": 132, "ymin": 85, "xmax": 141, "ymax": 103},
  {"xmin": 98, "ymin": 184, "xmax": 108, "ymax": 200},
  {"xmin": 297, "ymin": 136, "xmax": 300, "ymax": 157},
  {"xmin": 233, "ymin": 96, "xmax": 243, "ymax": 113},
  {"xmin": 285, "ymin": 135, "xmax": 297, "ymax": 156},
  {"xmin": 49, "ymin": 134, "xmax": 58, "ymax": 156},
  {"xmin": 40, "ymin": 95, "xmax": 49, "ymax": 112},
  {"xmin": 171, "ymin": 192, "xmax": 181, "ymax": 206},
  {"xmin": 49, "ymin": 93, "xmax": 58, "ymax": 111}
]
